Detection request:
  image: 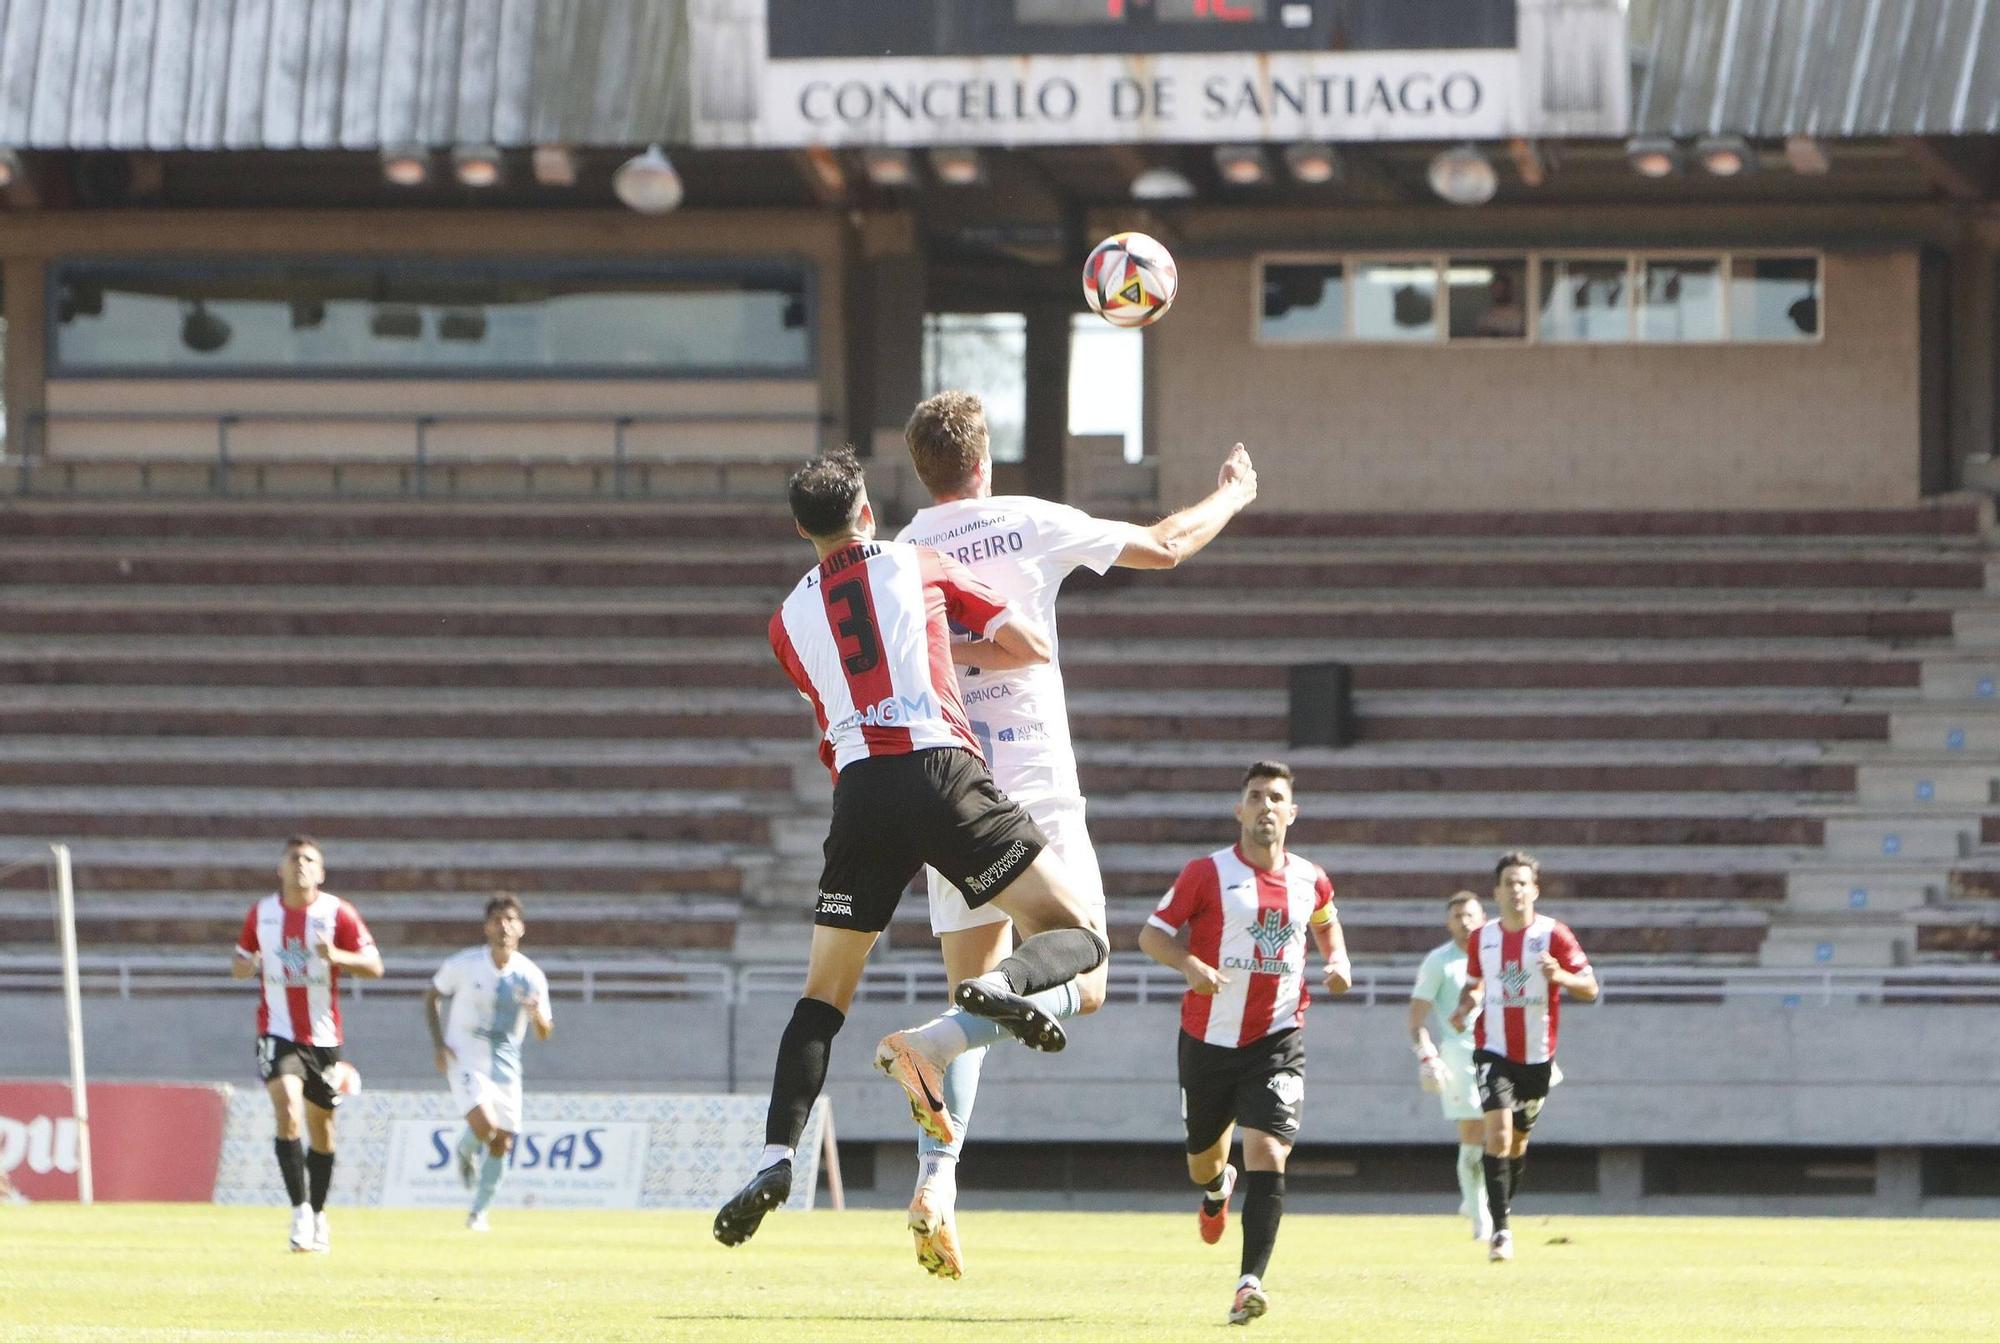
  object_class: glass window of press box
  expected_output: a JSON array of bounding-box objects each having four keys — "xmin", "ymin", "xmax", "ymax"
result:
[
  {"xmin": 1257, "ymin": 253, "xmax": 1820, "ymax": 345},
  {"xmin": 49, "ymin": 260, "xmax": 815, "ymax": 376}
]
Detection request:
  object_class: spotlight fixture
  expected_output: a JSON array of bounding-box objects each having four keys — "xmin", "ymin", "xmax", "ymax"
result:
[
  {"xmin": 1130, "ymin": 166, "xmax": 1197, "ymax": 201},
  {"xmin": 1783, "ymin": 135, "xmax": 1830, "ymax": 175},
  {"xmin": 1214, "ymin": 145, "xmax": 1270, "ymax": 187},
  {"xmin": 860, "ymin": 147, "xmax": 915, "ymax": 188},
  {"xmin": 0, "ymin": 147, "xmax": 20, "ymax": 190},
  {"xmin": 1624, "ymin": 136, "xmax": 1682, "ymax": 178},
  {"xmin": 452, "ymin": 145, "xmax": 503, "ymax": 188},
  {"xmin": 1282, "ymin": 143, "xmax": 1341, "ymax": 185},
  {"xmin": 613, "ymin": 145, "xmax": 685, "ymax": 213},
  {"xmin": 1427, "ymin": 144, "xmax": 1497, "ymax": 206},
  {"xmin": 1694, "ymin": 134, "xmax": 1756, "ymax": 177},
  {"xmin": 179, "ymin": 301, "xmax": 232, "ymax": 354},
  {"xmin": 532, "ymin": 145, "xmax": 577, "ymax": 187},
  {"xmin": 381, "ymin": 145, "xmax": 430, "ymax": 187},
  {"xmin": 927, "ymin": 147, "xmax": 983, "ymax": 187}
]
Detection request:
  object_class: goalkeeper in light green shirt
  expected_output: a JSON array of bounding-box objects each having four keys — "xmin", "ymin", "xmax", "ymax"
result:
[{"xmin": 1406, "ymin": 891, "xmax": 1489, "ymax": 1240}]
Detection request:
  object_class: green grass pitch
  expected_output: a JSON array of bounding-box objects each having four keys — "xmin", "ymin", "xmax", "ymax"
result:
[{"xmin": 2, "ymin": 1205, "xmax": 1993, "ymax": 1342}]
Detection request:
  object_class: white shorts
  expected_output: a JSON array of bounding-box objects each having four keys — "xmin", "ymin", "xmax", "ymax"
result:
[
  {"xmin": 448, "ymin": 1060, "xmax": 523, "ymax": 1133},
  {"xmin": 1437, "ymin": 1049, "xmax": 1482, "ymax": 1123},
  {"xmin": 925, "ymin": 793, "xmax": 1105, "ymax": 936}
]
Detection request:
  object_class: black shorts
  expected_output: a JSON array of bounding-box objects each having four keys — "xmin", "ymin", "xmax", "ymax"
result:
[
  {"xmin": 1473, "ymin": 1049, "xmax": 1553, "ymax": 1131},
  {"xmin": 815, "ymin": 747, "xmax": 1047, "ymax": 933},
  {"xmin": 1178, "ymin": 1027, "xmax": 1306, "ymax": 1154},
  {"xmin": 257, "ymin": 1035, "xmax": 346, "ymax": 1112}
]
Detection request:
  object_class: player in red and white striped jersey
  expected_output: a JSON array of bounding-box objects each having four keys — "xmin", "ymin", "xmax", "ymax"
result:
[
  {"xmin": 1139, "ymin": 762, "xmax": 1350, "ymax": 1327},
  {"xmin": 1449, "ymin": 851, "xmax": 1598, "ymax": 1262},
  {"xmin": 229, "ymin": 835, "xmax": 382, "ymax": 1253},
  {"xmin": 715, "ymin": 450, "xmax": 1110, "ymax": 1250}
]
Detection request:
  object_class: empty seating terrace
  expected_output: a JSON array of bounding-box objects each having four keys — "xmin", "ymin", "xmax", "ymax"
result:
[{"xmin": 0, "ymin": 494, "xmax": 1995, "ymax": 970}]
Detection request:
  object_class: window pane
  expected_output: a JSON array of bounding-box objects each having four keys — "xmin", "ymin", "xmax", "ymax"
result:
[
  {"xmin": 923, "ymin": 312, "xmax": 1027, "ymax": 463},
  {"xmin": 1538, "ymin": 257, "xmax": 1629, "ymax": 343},
  {"xmin": 1639, "ymin": 258, "xmax": 1722, "ymax": 342},
  {"xmin": 51, "ymin": 261, "xmax": 813, "ymax": 375},
  {"xmin": 1353, "ymin": 261, "xmax": 1437, "ymax": 342},
  {"xmin": 1259, "ymin": 262, "xmax": 1345, "ymax": 341},
  {"xmin": 1730, "ymin": 256, "xmax": 1820, "ymax": 341},
  {"xmin": 1447, "ymin": 257, "xmax": 1526, "ymax": 340}
]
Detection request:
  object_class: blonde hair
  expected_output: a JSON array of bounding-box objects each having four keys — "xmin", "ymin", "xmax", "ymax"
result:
[{"xmin": 904, "ymin": 390, "xmax": 989, "ymax": 497}]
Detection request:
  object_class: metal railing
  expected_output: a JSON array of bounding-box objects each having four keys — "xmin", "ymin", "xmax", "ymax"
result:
[
  {"xmin": 18, "ymin": 408, "xmax": 829, "ymax": 497},
  {"xmin": 14, "ymin": 955, "xmax": 1990, "ymax": 1007}
]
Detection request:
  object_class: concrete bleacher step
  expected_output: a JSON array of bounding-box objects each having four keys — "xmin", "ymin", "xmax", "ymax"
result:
[
  {"xmin": 1220, "ymin": 500, "xmax": 1991, "ymax": 540},
  {"xmin": 1855, "ymin": 762, "xmax": 2000, "ymax": 807},
  {"xmin": 1888, "ymin": 707, "xmax": 2000, "ymax": 753},
  {"xmin": 1820, "ymin": 815, "xmax": 1987, "ymax": 861},
  {"xmin": 1918, "ymin": 655, "xmax": 2000, "ymax": 700},
  {"xmin": 0, "ymin": 499, "xmax": 799, "ymax": 543},
  {"xmin": 1786, "ymin": 870, "xmax": 1943, "ymax": 915},
  {"xmin": 1759, "ymin": 915, "xmax": 1916, "ymax": 967}
]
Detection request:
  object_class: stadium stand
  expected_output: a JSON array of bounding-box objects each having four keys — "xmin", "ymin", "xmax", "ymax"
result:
[{"xmin": 0, "ymin": 493, "xmax": 1995, "ymax": 971}]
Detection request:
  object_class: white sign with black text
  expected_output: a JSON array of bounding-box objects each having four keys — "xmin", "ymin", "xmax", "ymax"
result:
[{"xmin": 380, "ymin": 1118, "xmax": 650, "ymax": 1210}]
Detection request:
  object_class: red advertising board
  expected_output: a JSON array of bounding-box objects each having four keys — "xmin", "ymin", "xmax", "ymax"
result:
[{"xmin": 0, "ymin": 1081, "xmax": 228, "ymax": 1202}]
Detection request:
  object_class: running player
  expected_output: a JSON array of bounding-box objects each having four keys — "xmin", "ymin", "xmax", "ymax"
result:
[
  {"xmin": 1449, "ymin": 851, "xmax": 1598, "ymax": 1262},
  {"xmin": 713, "ymin": 449, "xmax": 1109, "ymax": 1248},
  {"xmin": 1407, "ymin": 890, "xmax": 1489, "ymax": 1240},
  {"xmin": 424, "ymin": 894, "xmax": 554, "ymax": 1231},
  {"xmin": 889, "ymin": 388, "xmax": 1257, "ymax": 1277},
  {"xmin": 230, "ymin": 835, "xmax": 382, "ymax": 1252},
  {"xmin": 1138, "ymin": 762, "xmax": 1350, "ymax": 1326}
]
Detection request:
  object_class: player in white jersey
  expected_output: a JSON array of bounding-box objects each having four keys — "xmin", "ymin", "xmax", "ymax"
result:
[
  {"xmin": 1406, "ymin": 891, "xmax": 1489, "ymax": 1240},
  {"xmin": 230, "ymin": 835, "xmax": 382, "ymax": 1252},
  {"xmin": 1450, "ymin": 851, "xmax": 1597, "ymax": 1262},
  {"xmin": 423, "ymin": 894, "xmax": 553, "ymax": 1231},
  {"xmin": 886, "ymin": 389, "xmax": 1259, "ymax": 1278}
]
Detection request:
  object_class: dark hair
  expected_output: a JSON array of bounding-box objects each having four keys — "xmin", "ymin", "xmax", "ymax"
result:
[
  {"xmin": 1494, "ymin": 850, "xmax": 1540, "ymax": 879},
  {"xmin": 283, "ymin": 834, "xmax": 322, "ymax": 856},
  {"xmin": 484, "ymin": 893, "xmax": 525, "ymax": 921},
  {"xmin": 788, "ymin": 448, "xmax": 868, "ymax": 538},
  {"xmin": 905, "ymin": 390, "xmax": 989, "ymax": 497},
  {"xmin": 1446, "ymin": 889, "xmax": 1481, "ymax": 912},
  {"xmin": 1241, "ymin": 760, "xmax": 1294, "ymax": 789}
]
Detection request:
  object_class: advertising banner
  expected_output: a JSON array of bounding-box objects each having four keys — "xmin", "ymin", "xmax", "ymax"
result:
[
  {"xmin": 379, "ymin": 1118, "xmax": 651, "ymax": 1210},
  {"xmin": 0, "ymin": 1081, "xmax": 228, "ymax": 1202}
]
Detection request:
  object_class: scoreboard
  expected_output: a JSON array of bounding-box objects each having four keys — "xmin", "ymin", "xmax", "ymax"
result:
[{"xmin": 766, "ymin": 0, "xmax": 1517, "ymax": 59}]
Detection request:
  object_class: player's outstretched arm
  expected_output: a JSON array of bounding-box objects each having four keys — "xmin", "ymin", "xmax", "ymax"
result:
[
  {"xmin": 1113, "ymin": 443, "xmax": 1257, "ymax": 570},
  {"xmin": 988, "ymin": 610, "xmax": 1051, "ymax": 667},
  {"xmin": 951, "ymin": 637, "xmax": 1041, "ymax": 673},
  {"xmin": 1138, "ymin": 923, "xmax": 1229, "ymax": 996}
]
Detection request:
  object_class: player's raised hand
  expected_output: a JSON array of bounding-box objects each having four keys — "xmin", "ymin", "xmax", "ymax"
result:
[
  {"xmin": 1218, "ymin": 443, "xmax": 1257, "ymax": 502},
  {"xmin": 1538, "ymin": 951, "xmax": 1563, "ymax": 981},
  {"xmin": 1184, "ymin": 960, "xmax": 1230, "ymax": 996}
]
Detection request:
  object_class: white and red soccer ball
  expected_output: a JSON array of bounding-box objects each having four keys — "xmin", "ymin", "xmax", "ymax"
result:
[{"xmin": 1082, "ymin": 231, "xmax": 1178, "ymax": 329}]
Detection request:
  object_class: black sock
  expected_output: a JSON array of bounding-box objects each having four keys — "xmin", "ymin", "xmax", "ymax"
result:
[
  {"xmin": 1237, "ymin": 1171, "xmax": 1284, "ymax": 1282},
  {"xmin": 1200, "ymin": 1166, "xmax": 1230, "ymax": 1213},
  {"xmin": 1482, "ymin": 1153, "xmax": 1510, "ymax": 1233},
  {"xmin": 305, "ymin": 1149, "xmax": 335, "ymax": 1212},
  {"xmin": 995, "ymin": 927, "xmax": 1108, "ymax": 995},
  {"xmin": 273, "ymin": 1138, "xmax": 307, "ymax": 1207},
  {"xmin": 1507, "ymin": 1154, "xmax": 1527, "ymax": 1203},
  {"xmin": 764, "ymin": 997, "xmax": 845, "ymax": 1148}
]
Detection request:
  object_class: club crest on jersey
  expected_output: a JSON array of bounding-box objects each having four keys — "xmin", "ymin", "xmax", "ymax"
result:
[
  {"xmin": 277, "ymin": 937, "xmax": 313, "ymax": 984},
  {"xmin": 1499, "ymin": 964, "xmax": 1536, "ymax": 1000},
  {"xmin": 1222, "ymin": 908, "xmax": 1298, "ymax": 974}
]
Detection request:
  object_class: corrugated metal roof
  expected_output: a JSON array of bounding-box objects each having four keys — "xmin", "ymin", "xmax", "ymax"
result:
[
  {"xmin": 1633, "ymin": 0, "xmax": 2000, "ymax": 136},
  {"xmin": 0, "ymin": 0, "xmax": 691, "ymax": 150}
]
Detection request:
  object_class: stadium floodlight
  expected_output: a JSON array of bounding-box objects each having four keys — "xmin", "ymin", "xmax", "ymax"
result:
[
  {"xmin": 452, "ymin": 145, "xmax": 504, "ymax": 188},
  {"xmin": 860, "ymin": 147, "xmax": 915, "ymax": 188},
  {"xmin": 1427, "ymin": 144, "xmax": 1498, "ymax": 206},
  {"xmin": 1784, "ymin": 135, "xmax": 1831, "ymax": 175},
  {"xmin": 1214, "ymin": 145, "xmax": 1270, "ymax": 187},
  {"xmin": 1625, "ymin": 136, "xmax": 1682, "ymax": 178},
  {"xmin": 532, "ymin": 145, "xmax": 577, "ymax": 187},
  {"xmin": 1695, "ymin": 134, "xmax": 1757, "ymax": 177},
  {"xmin": 613, "ymin": 145, "xmax": 685, "ymax": 213},
  {"xmin": 927, "ymin": 147, "xmax": 984, "ymax": 186},
  {"xmin": 1130, "ymin": 166, "xmax": 1196, "ymax": 201},
  {"xmin": 1283, "ymin": 143, "xmax": 1341, "ymax": 185},
  {"xmin": 0, "ymin": 147, "xmax": 20, "ymax": 190},
  {"xmin": 381, "ymin": 145, "xmax": 430, "ymax": 186}
]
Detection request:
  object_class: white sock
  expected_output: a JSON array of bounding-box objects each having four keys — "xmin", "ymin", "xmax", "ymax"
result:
[
  {"xmin": 918, "ymin": 1150, "xmax": 958, "ymax": 1189},
  {"xmin": 1237, "ymin": 1274, "xmax": 1261, "ymax": 1291},
  {"xmin": 905, "ymin": 1013, "xmax": 971, "ymax": 1063},
  {"xmin": 757, "ymin": 1144, "xmax": 794, "ymax": 1172}
]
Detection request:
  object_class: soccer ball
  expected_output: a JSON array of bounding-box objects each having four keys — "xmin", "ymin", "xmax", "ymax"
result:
[{"xmin": 1082, "ymin": 231, "xmax": 1178, "ymax": 328}]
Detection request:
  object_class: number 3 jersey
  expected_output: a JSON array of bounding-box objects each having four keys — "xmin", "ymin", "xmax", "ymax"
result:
[
  {"xmin": 770, "ymin": 539, "xmax": 1019, "ymax": 777},
  {"xmin": 1149, "ymin": 845, "xmax": 1338, "ymax": 1048}
]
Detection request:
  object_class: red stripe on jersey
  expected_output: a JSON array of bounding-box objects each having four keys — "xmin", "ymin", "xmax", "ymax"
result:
[
  {"xmin": 1236, "ymin": 867, "xmax": 1289, "ymax": 1046},
  {"xmin": 1178, "ymin": 859, "xmax": 1222, "ymax": 1041},
  {"xmin": 819, "ymin": 545, "xmax": 912, "ymax": 757},
  {"xmin": 282, "ymin": 902, "xmax": 312, "ymax": 1044},
  {"xmin": 916, "ymin": 549, "xmax": 985, "ymax": 761},
  {"xmin": 240, "ymin": 902, "xmax": 268, "ymax": 1037},
  {"xmin": 770, "ymin": 611, "xmax": 836, "ymax": 778},
  {"xmin": 1501, "ymin": 924, "xmax": 1526, "ymax": 1061}
]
